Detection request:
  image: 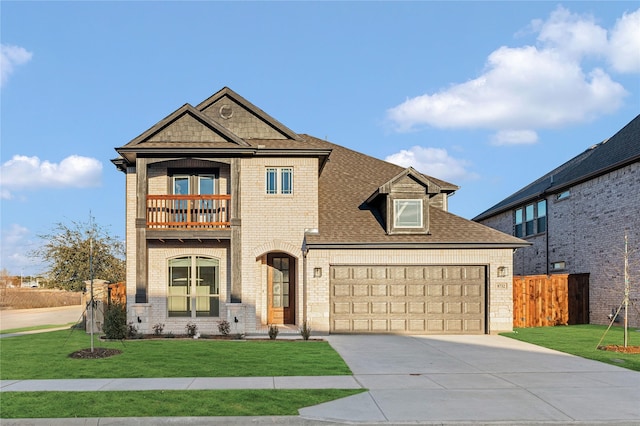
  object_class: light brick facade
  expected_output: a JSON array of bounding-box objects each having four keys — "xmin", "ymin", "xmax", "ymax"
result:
[
  {"xmin": 116, "ymin": 87, "xmax": 525, "ymax": 336},
  {"xmin": 480, "ymin": 162, "xmax": 640, "ymax": 327}
]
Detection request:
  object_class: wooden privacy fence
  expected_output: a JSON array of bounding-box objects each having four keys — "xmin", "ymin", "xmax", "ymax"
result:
[
  {"xmin": 108, "ymin": 282, "xmax": 126, "ymax": 305},
  {"xmin": 513, "ymin": 274, "xmax": 589, "ymax": 328}
]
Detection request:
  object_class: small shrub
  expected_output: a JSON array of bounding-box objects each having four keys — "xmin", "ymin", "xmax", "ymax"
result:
[
  {"xmin": 127, "ymin": 322, "xmax": 140, "ymax": 339},
  {"xmin": 217, "ymin": 320, "xmax": 231, "ymax": 336},
  {"xmin": 152, "ymin": 323, "xmax": 165, "ymax": 336},
  {"xmin": 299, "ymin": 320, "xmax": 312, "ymax": 340},
  {"xmin": 186, "ymin": 322, "xmax": 198, "ymax": 338},
  {"xmin": 103, "ymin": 301, "xmax": 127, "ymax": 340},
  {"xmin": 165, "ymin": 332, "xmax": 175, "ymax": 338},
  {"xmin": 268, "ymin": 324, "xmax": 279, "ymax": 340}
]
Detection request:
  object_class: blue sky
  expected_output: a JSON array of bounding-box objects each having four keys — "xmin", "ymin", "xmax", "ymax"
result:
[{"xmin": 1, "ymin": 1, "xmax": 639, "ymax": 277}]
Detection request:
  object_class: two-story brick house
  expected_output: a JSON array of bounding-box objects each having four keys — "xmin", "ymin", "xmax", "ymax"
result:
[
  {"xmin": 474, "ymin": 115, "xmax": 640, "ymax": 327},
  {"xmin": 113, "ymin": 87, "xmax": 528, "ymax": 336}
]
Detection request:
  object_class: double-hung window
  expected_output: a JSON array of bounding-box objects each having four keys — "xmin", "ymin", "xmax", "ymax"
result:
[
  {"xmin": 168, "ymin": 256, "xmax": 219, "ymax": 317},
  {"xmin": 266, "ymin": 167, "xmax": 293, "ymax": 195}
]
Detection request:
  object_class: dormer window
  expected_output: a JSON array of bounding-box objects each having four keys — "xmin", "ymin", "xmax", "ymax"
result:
[
  {"xmin": 394, "ymin": 199, "xmax": 423, "ymax": 228},
  {"xmin": 365, "ymin": 167, "xmax": 449, "ymax": 236}
]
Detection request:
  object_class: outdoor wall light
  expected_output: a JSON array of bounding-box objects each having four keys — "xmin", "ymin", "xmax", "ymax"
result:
[
  {"xmin": 497, "ymin": 266, "xmax": 508, "ymax": 277},
  {"xmin": 313, "ymin": 267, "xmax": 322, "ymax": 278}
]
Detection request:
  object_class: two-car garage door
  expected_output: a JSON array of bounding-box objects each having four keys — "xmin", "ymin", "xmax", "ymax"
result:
[{"xmin": 330, "ymin": 265, "xmax": 486, "ymax": 334}]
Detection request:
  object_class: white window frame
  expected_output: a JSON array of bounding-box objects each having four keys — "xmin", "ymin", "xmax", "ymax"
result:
[
  {"xmin": 393, "ymin": 199, "xmax": 423, "ymax": 228},
  {"xmin": 266, "ymin": 167, "xmax": 293, "ymax": 195}
]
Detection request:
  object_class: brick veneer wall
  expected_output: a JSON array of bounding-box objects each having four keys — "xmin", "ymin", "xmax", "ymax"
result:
[
  {"xmin": 239, "ymin": 156, "xmax": 319, "ymax": 330},
  {"xmin": 305, "ymin": 248, "xmax": 515, "ymax": 334},
  {"xmin": 477, "ymin": 162, "xmax": 640, "ymax": 327}
]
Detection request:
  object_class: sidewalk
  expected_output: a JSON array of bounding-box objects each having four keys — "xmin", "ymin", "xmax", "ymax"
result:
[{"xmin": 1, "ymin": 375, "xmax": 361, "ymax": 392}]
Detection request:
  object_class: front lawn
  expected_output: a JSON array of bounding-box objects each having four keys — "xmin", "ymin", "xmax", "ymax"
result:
[
  {"xmin": 1, "ymin": 389, "xmax": 364, "ymax": 418},
  {"xmin": 501, "ymin": 324, "xmax": 640, "ymax": 371},
  {"xmin": 0, "ymin": 329, "xmax": 352, "ymax": 380}
]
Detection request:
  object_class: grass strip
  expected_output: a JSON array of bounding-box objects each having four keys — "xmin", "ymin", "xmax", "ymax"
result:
[
  {"xmin": 501, "ymin": 324, "xmax": 640, "ymax": 371},
  {"xmin": 0, "ymin": 389, "xmax": 365, "ymax": 418},
  {"xmin": 1, "ymin": 330, "xmax": 352, "ymax": 380}
]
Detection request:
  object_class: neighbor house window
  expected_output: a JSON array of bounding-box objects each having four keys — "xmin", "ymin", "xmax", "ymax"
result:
[
  {"xmin": 551, "ymin": 261, "xmax": 566, "ymax": 271},
  {"xmin": 266, "ymin": 167, "xmax": 293, "ymax": 195},
  {"xmin": 537, "ymin": 200, "xmax": 547, "ymax": 233},
  {"xmin": 394, "ymin": 199, "xmax": 423, "ymax": 228},
  {"xmin": 514, "ymin": 208, "xmax": 523, "ymax": 237},
  {"xmin": 514, "ymin": 200, "xmax": 547, "ymax": 237},
  {"xmin": 168, "ymin": 256, "xmax": 219, "ymax": 317}
]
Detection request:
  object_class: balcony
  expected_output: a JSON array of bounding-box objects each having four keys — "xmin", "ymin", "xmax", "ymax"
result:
[{"xmin": 147, "ymin": 195, "xmax": 231, "ymax": 229}]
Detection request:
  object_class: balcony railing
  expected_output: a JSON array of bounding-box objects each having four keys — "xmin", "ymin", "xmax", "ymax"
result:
[{"xmin": 147, "ymin": 195, "xmax": 231, "ymax": 229}]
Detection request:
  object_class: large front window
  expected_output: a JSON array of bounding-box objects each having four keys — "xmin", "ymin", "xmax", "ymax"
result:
[{"xmin": 168, "ymin": 256, "xmax": 219, "ymax": 317}]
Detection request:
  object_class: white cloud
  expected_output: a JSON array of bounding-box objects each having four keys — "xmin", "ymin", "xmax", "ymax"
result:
[
  {"xmin": 0, "ymin": 224, "xmax": 45, "ymax": 276},
  {"xmin": 491, "ymin": 130, "xmax": 538, "ymax": 146},
  {"xmin": 387, "ymin": 6, "xmax": 638, "ymax": 144},
  {"xmin": 0, "ymin": 44, "xmax": 33, "ymax": 87},
  {"xmin": 608, "ymin": 9, "xmax": 640, "ymax": 73},
  {"xmin": 0, "ymin": 155, "xmax": 102, "ymax": 199},
  {"xmin": 385, "ymin": 146, "xmax": 477, "ymax": 182}
]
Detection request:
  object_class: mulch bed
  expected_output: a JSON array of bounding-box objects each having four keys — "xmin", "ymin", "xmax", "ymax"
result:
[
  {"xmin": 69, "ymin": 348, "xmax": 123, "ymax": 359},
  {"xmin": 598, "ymin": 345, "xmax": 640, "ymax": 354}
]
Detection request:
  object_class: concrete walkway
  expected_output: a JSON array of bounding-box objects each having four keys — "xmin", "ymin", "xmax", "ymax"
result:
[{"xmin": 2, "ymin": 334, "xmax": 639, "ymax": 425}]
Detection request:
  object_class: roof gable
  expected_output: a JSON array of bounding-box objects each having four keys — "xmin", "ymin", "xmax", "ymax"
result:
[
  {"xmin": 367, "ymin": 167, "xmax": 444, "ymax": 203},
  {"xmin": 197, "ymin": 87, "xmax": 301, "ymax": 141},
  {"xmin": 123, "ymin": 104, "xmax": 249, "ymax": 148}
]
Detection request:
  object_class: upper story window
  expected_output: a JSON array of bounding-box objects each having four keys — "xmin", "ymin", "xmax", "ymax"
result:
[
  {"xmin": 556, "ymin": 190, "xmax": 571, "ymax": 200},
  {"xmin": 394, "ymin": 199, "xmax": 423, "ymax": 228},
  {"xmin": 537, "ymin": 200, "xmax": 547, "ymax": 233},
  {"xmin": 514, "ymin": 199, "xmax": 546, "ymax": 237},
  {"xmin": 172, "ymin": 172, "xmax": 217, "ymax": 195},
  {"xmin": 266, "ymin": 167, "xmax": 293, "ymax": 195}
]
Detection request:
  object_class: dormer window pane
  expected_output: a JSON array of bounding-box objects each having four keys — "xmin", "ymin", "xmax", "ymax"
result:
[{"xmin": 394, "ymin": 199, "xmax": 422, "ymax": 228}]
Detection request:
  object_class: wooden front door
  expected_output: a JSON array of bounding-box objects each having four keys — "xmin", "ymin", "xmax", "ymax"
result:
[{"xmin": 267, "ymin": 253, "xmax": 295, "ymax": 324}]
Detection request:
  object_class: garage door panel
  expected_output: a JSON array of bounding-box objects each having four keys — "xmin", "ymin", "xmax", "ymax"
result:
[
  {"xmin": 465, "ymin": 302, "xmax": 482, "ymax": 314},
  {"xmin": 409, "ymin": 302, "xmax": 425, "ymax": 313},
  {"xmin": 333, "ymin": 284, "xmax": 350, "ymax": 297},
  {"xmin": 330, "ymin": 265, "xmax": 485, "ymax": 335},
  {"xmin": 446, "ymin": 302, "xmax": 463, "ymax": 314},
  {"xmin": 372, "ymin": 285, "xmax": 387, "ymax": 296},
  {"xmin": 390, "ymin": 285, "xmax": 406, "ymax": 296},
  {"xmin": 372, "ymin": 302, "xmax": 387, "ymax": 313},
  {"xmin": 372, "ymin": 320, "xmax": 388, "ymax": 331},
  {"xmin": 428, "ymin": 302, "xmax": 444, "ymax": 313}
]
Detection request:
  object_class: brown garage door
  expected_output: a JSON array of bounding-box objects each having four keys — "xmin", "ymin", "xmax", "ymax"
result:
[{"xmin": 330, "ymin": 265, "xmax": 486, "ymax": 334}]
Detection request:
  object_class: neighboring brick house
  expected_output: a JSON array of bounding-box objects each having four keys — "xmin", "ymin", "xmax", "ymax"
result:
[
  {"xmin": 112, "ymin": 87, "xmax": 527, "ymax": 336},
  {"xmin": 474, "ymin": 115, "xmax": 640, "ymax": 327}
]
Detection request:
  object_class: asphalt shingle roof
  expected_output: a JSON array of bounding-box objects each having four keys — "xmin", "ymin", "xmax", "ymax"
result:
[
  {"xmin": 303, "ymin": 135, "xmax": 527, "ymax": 247},
  {"xmin": 474, "ymin": 114, "xmax": 640, "ymax": 221}
]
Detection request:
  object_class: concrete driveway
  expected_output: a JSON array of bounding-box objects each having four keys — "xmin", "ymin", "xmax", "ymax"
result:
[{"xmin": 301, "ymin": 334, "xmax": 640, "ymax": 424}]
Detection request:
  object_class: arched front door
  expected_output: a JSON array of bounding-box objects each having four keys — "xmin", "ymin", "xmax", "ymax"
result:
[{"xmin": 267, "ymin": 253, "xmax": 295, "ymax": 324}]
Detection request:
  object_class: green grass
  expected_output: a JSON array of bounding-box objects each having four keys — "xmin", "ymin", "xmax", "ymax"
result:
[
  {"xmin": 501, "ymin": 324, "xmax": 640, "ymax": 371},
  {"xmin": 0, "ymin": 329, "xmax": 352, "ymax": 380},
  {"xmin": 0, "ymin": 389, "xmax": 365, "ymax": 418}
]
